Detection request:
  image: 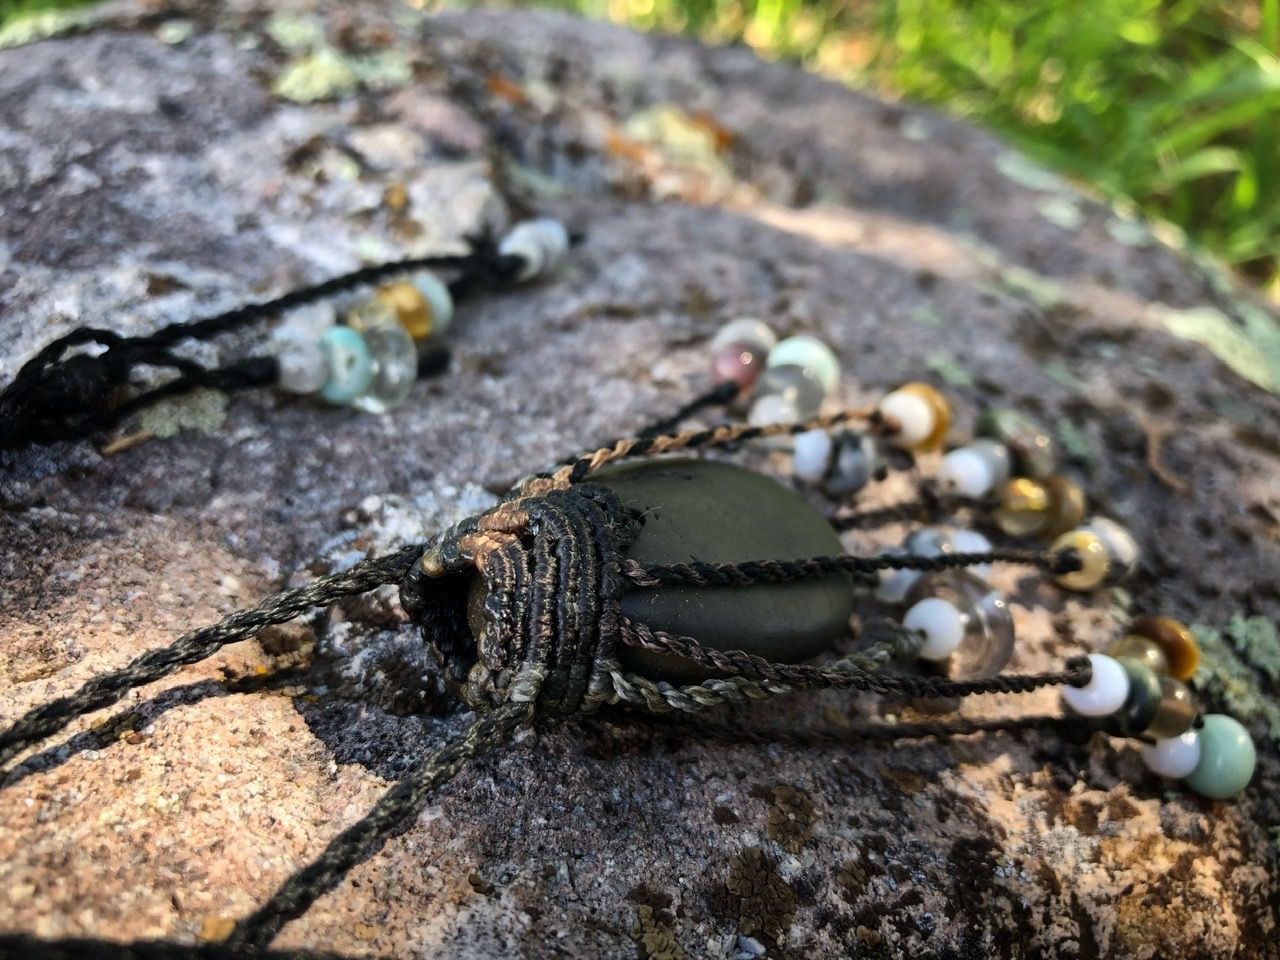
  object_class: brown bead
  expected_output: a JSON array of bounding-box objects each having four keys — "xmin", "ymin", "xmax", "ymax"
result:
[
  {"xmin": 995, "ymin": 477, "xmax": 1051, "ymax": 537},
  {"xmin": 376, "ymin": 281, "xmax": 433, "ymax": 340},
  {"xmin": 1106, "ymin": 634, "xmax": 1169, "ymax": 676},
  {"xmin": 1145, "ymin": 675, "xmax": 1198, "ymax": 738},
  {"xmin": 1040, "ymin": 475, "xmax": 1087, "ymax": 539},
  {"xmin": 1130, "ymin": 616, "xmax": 1200, "ymax": 681},
  {"xmin": 898, "ymin": 382, "xmax": 951, "ymax": 452}
]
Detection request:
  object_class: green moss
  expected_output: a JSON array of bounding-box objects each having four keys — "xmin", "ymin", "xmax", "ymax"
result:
[
  {"xmin": 1191, "ymin": 619, "xmax": 1280, "ymax": 747},
  {"xmin": 1150, "ymin": 305, "xmax": 1280, "ymax": 394},
  {"xmin": 265, "ymin": 13, "xmax": 326, "ymax": 52},
  {"xmin": 273, "ymin": 48, "xmax": 359, "ymax": 103},
  {"xmin": 0, "ymin": 7, "xmax": 92, "ymax": 49}
]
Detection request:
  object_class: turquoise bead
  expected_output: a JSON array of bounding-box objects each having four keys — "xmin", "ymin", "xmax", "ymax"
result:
[
  {"xmin": 318, "ymin": 326, "xmax": 374, "ymax": 405},
  {"xmin": 1184, "ymin": 714, "xmax": 1255, "ymax": 799}
]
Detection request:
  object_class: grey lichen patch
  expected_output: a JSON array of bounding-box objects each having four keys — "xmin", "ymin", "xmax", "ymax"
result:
[
  {"xmin": 711, "ymin": 848, "xmax": 797, "ymax": 944},
  {"xmin": 925, "ymin": 351, "xmax": 975, "ymax": 389},
  {"xmin": 1223, "ymin": 614, "xmax": 1280, "ymax": 683},
  {"xmin": 1149, "ymin": 304, "xmax": 1280, "ymax": 393},
  {"xmin": 136, "ymin": 388, "xmax": 228, "ymax": 439},
  {"xmin": 764, "ymin": 784, "xmax": 816, "ymax": 853},
  {"xmin": 998, "ymin": 264, "xmax": 1067, "ymax": 311},
  {"xmin": 1192, "ymin": 618, "xmax": 1280, "ymax": 746}
]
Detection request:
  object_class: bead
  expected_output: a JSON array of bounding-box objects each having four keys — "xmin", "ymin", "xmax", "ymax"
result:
[
  {"xmin": 1106, "ymin": 635, "xmax": 1170, "ymax": 676},
  {"xmin": 875, "ymin": 548, "xmax": 920, "ymax": 604},
  {"xmin": 527, "ymin": 217, "xmax": 570, "ymax": 270},
  {"xmin": 1061, "ymin": 653, "xmax": 1129, "ymax": 716},
  {"xmin": 1099, "ymin": 658, "xmax": 1162, "ymax": 737},
  {"xmin": 1184, "ymin": 714, "xmax": 1256, "ymax": 799},
  {"xmin": 318, "ymin": 326, "xmax": 374, "ymax": 405},
  {"xmin": 938, "ymin": 447, "xmax": 996, "ymax": 498},
  {"xmin": 711, "ymin": 342, "xmax": 766, "ymax": 392},
  {"xmin": 904, "ymin": 526, "xmax": 994, "ymax": 580},
  {"xmin": 1142, "ymin": 730, "xmax": 1201, "ymax": 779},
  {"xmin": 969, "ymin": 439, "xmax": 1012, "ymax": 489},
  {"xmin": 792, "ymin": 430, "xmax": 833, "ymax": 483},
  {"xmin": 593, "ymin": 458, "xmax": 853, "ymax": 683},
  {"xmin": 756, "ymin": 364, "xmax": 826, "ymax": 419},
  {"xmin": 1082, "ymin": 516, "xmax": 1139, "ymax": 583},
  {"xmin": 995, "ymin": 477, "xmax": 1051, "ymax": 537},
  {"xmin": 276, "ymin": 338, "xmax": 330, "ymax": 394},
  {"xmin": 748, "ymin": 391, "xmax": 800, "ymax": 427},
  {"xmin": 1130, "ymin": 616, "xmax": 1200, "ymax": 681},
  {"xmin": 903, "ymin": 597, "xmax": 965, "ymax": 661},
  {"xmin": 904, "ymin": 570, "xmax": 1014, "ymax": 679},
  {"xmin": 824, "ymin": 431, "xmax": 880, "ymax": 497},
  {"xmin": 766, "ymin": 335, "xmax": 839, "ymax": 394},
  {"xmin": 976, "ymin": 407, "xmax": 1057, "ymax": 478},
  {"xmin": 1050, "ymin": 529, "xmax": 1110, "ymax": 591},
  {"xmin": 351, "ymin": 321, "xmax": 418, "ymax": 414},
  {"xmin": 880, "ymin": 382, "xmax": 950, "ymax": 451},
  {"xmin": 1145, "ymin": 675, "xmax": 1198, "ymax": 739},
  {"xmin": 1041, "ymin": 475, "xmax": 1087, "ymax": 539},
  {"xmin": 498, "ymin": 224, "xmax": 546, "ymax": 281},
  {"xmin": 711, "ymin": 318, "xmax": 777, "ymax": 356},
  {"xmin": 345, "ymin": 297, "xmax": 399, "ymax": 333},
  {"xmin": 374, "ymin": 281, "xmax": 431, "ymax": 340},
  {"xmin": 412, "ymin": 271, "xmax": 454, "ymax": 334}
]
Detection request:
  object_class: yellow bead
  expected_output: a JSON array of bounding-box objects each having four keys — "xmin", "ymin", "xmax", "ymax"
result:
[
  {"xmin": 1106, "ymin": 634, "xmax": 1170, "ymax": 675},
  {"xmin": 376, "ymin": 281, "xmax": 433, "ymax": 340},
  {"xmin": 1051, "ymin": 529, "xmax": 1110, "ymax": 591},
  {"xmin": 1041, "ymin": 475, "xmax": 1086, "ymax": 539},
  {"xmin": 1130, "ymin": 616, "xmax": 1200, "ymax": 681},
  {"xmin": 898, "ymin": 382, "xmax": 950, "ymax": 451},
  {"xmin": 995, "ymin": 477, "xmax": 1051, "ymax": 537}
]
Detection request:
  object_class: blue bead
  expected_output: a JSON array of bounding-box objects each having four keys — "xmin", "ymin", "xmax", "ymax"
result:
[{"xmin": 318, "ymin": 326, "xmax": 373, "ymax": 405}]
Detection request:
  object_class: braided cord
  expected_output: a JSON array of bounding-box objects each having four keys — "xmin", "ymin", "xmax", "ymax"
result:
[
  {"xmin": 226, "ymin": 701, "xmax": 531, "ymax": 950},
  {"xmin": 618, "ymin": 618, "xmax": 1092, "ymax": 697},
  {"xmin": 0, "ymin": 547, "xmax": 422, "ymax": 771}
]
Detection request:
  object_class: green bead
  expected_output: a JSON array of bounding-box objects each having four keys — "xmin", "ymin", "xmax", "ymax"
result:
[
  {"xmin": 1184, "ymin": 714, "xmax": 1256, "ymax": 799},
  {"xmin": 595, "ymin": 458, "xmax": 854, "ymax": 683},
  {"xmin": 318, "ymin": 326, "xmax": 373, "ymax": 405},
  {"xmin": 1100, "ymin": 658, "xmax": 1162, "ymax": 737}
]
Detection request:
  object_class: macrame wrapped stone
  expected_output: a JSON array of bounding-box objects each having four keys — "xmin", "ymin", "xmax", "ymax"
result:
[{"xmin": 596, "ymin": 458, "xmax": 855, "ymax": 682}]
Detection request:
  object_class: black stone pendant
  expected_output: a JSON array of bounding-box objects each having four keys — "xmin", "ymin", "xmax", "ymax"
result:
[{"xmin": 594, "ymin": 458, "xmax": 854, "ymax": 682}]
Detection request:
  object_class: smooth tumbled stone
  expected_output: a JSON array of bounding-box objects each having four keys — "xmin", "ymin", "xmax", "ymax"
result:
[
  {"xmin": 1142, "ymin": 730, "xmax": 1201, "ymax": 779},
  {"xmin": 711, "ymin": 318, "xmax": 777, "ymax": 356},
  {"xmin": 904, "ymin": 570, "xmax": 1014, "ymax": 679},
  {"xmin": 595, "ymin": 458, "xmax": 855, "ymax": 683},
  {"xmin": 1130, "ymin": 616, "xmax": 1200, "ymax": 681},
  {"xmin": 352, "ymin": 321, "xmax": 418, "ymax": 414},
  {"xmin": 276, "ymin": 339, "xmax": 330, "ymax": 394},
  {"xmin": 318, "ymin": 326, "xmax": 374, "ymax": 405},
  {"xmin": 1061, "ymin": 653, "xmax": 1129, "ymax": 716},
  {"xmin": 1184, "ymin": 714, "xmax": 1256, "ymax": 799},
  {"xmin": 766, "ymin": 335, "xmax": 839, "ymax": 394},
  {"xmin": 976, "ymin": 407, "xmax": 1056, "ymax": 478},
  {"xmin": 1100, "ymin": 657, "xmax": 1163, "ymax": 737}
]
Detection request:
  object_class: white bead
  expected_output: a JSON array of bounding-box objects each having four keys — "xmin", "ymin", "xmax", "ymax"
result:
[
  {"xmin": 529, "ymin": 218, "xmax": 569, "ymax": 269},
  {"xmin": 276, "ymin": 339, "xmax": 330, "ymax": 394},
  {"xmin": 875, "ymin": 548, "xmax": 919, "ymax": 604},
  {"xmin": 1061, "ymin": 653, "xmax": 1130, "ymax": 717},
  {"xmin": 498, "ymin": 225, "xmax": 546, "ymax": 281},
  {"xmin": 904, "ymin": 597, "xmax": 966, "ymax": 660},
  {"xmin": 949, "ymin": 529, "xmax": 993, "ymax": 580},
  {"xmin": 1142, "ymin": 730, "xmax": 1202, "ymax": 779},
  {"xmin": 879, "ymin": 390, "xmax": 935, "ymax": 449},
  {"xmin": 748, "ymin": 392, "xmax": 800, "ymax": 426},
  {"xmin": 411, "ymin": 271, "xmax": 454, "ymax": 334},
  {"xmin": 938, "ymin": 448, "xmax": 996, "ymax": 498},
  {"xmin": 766, "ymin": 335, "xmax": 839, "ymax": 394},
  {"xmin": 792, "ymin": 430, "xmax": 832, "ymax": 482},
  {"xmin": 711, "ymin": 317, "xmax": 777, "ymax": 355},
  {"xmin": 1085, "ymin": 516, "xmax": 1139, "ymax": 572}
]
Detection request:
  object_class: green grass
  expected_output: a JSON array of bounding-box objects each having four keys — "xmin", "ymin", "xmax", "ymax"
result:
[{"xmin": 4, "ymin": 0, "xmax": 1279, "ymax": 300}]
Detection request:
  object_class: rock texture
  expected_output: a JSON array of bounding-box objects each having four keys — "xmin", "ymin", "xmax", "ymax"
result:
[{"xmin": 2, "ymin": 2, "xmax": 1279, "ymax": 958}]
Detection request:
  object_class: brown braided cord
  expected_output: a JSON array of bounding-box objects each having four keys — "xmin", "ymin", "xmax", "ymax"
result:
[
  {"xmin": 526, "ymin": 406, "xmax": 882, "ymax": 491},
  {"xmin": 618, "ymin": 618, "xmax": 1093, "ymax": 697}
]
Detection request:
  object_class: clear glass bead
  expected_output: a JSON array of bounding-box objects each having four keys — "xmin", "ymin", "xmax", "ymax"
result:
[
  {"xmin": 766, "ymin": 335, "xmax": 839, "ymax": 394},
  {"xmin": 352, "ymin": 321, "xmax": 418, "ymax": 414},
  {"xmin": 903, "ymin": 570, "xmax": 1014, "ymax": 679},
  {"xmin": 711, "ymin": 318, "xmax": 776, "ymax": 356},
  {"xmin": 756, "ymin": 364, "xmax": 825, "ymax": 419},
  {"xmin": 904, "ymin": 527, "xmax": 993, "ymax": 580}
]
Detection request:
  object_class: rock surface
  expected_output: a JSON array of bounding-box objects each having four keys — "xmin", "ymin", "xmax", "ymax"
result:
[{"xmin": 1, "ymin": 2, "xmax": 1279, "ymax": 958}]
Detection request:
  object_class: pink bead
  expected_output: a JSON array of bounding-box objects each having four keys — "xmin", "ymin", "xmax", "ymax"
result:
[{"xmin": 711, "ymin": 342, "xmax": 764, "ymax": 391}]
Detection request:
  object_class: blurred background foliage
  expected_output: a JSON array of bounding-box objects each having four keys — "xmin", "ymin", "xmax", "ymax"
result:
[{"xmin": 4, "ymin": 0, "xmax": 1279, "ymax": 301}]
